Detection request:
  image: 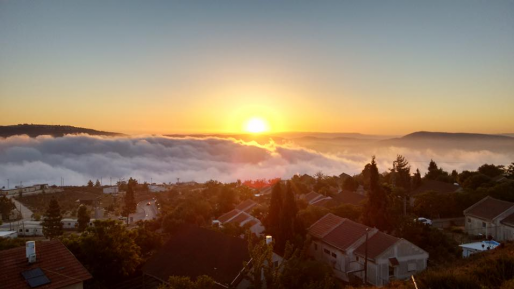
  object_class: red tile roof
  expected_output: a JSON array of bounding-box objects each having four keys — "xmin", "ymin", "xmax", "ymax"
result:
[
  {"xmin": 354, "ymin": 231, "xmax": 399, "ymax": 259},
  {"xmin": 235, "ymin": 199, "xmax": 258, "ymax": 212},
  {"xmin": 464, "ymin": 196, "xmax": 514, "ymax": 221},
  {"xmin": 218, "ymin": 209, "xmax": 241, "ymax": 223},
  {"xmin": 323, "ymin": 220, "xmax": 369, "ymax": 251},
  {"xmin": 308, "ymin": 213, "xmax": 344, "ymax": 239},
  {"xmin": 0, "ymin": 240, "xmax": 92, "ymax": 289}
]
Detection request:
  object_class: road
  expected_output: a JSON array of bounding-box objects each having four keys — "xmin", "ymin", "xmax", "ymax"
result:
[
  {"xmin": 129, "ymin": 199, "xmax": 158, "ymax": 223},
  {"xmin": 0, "ymin": 195, "xmax": 35, "ymax": 230}
]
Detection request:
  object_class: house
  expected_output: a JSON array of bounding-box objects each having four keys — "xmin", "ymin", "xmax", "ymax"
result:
[
  {"xmin": 216, "ymin": 208, "xmax": 265, "ymax": 236},
  {"xmin": 148, "ymin": 184, "xmax": 168, "ymax": 193},
  {"xmin": 308, "ymin": 213, "xmax": 428, "ymax": 287},
  {"xmin": 464, "ymin": 196, "xmax": 514, "ymax": 241},
  {"xmin": 1, "ymin": 184, "xmax": 50, "ymax": 196},
  {"xmin": 12, "ymin": 221, "xmax": 44, "ymax": 237},
  {"xmin": 102, "ymin": 186, "xmax": 119, "ymax": 194},
  {"xmin": 0, "ymin": 240, "xmax": 92, "ymax": 289},
  {"xmin": 459, "ymin": 240, "xmax": 500, "ymax": 258},
  {"xmin": 61, "ymin": 218, "xmax": 95, "ymax": 230},
  {"xmin": 301, "ymin": 192, "xmax": 329, "ymax": 205},
  {"xmin": 235, "ymin": 199, "xmax": 259, "ymax": 213},
  {"xmin": 143, "ymin": 225, "xmax": 250, "ymax": 289},
  {"xmin": 0, "ymin": 230, "xmax": 18, "ymax": 238},
  {"xmin": 332, "ymin": 190, "xmax": 366, "ymax": 206}
]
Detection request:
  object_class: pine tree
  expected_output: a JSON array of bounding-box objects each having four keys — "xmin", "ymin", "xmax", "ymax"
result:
[
  {"xmin": 77, "ymin": 205, "xmax": 90, "ymax": 232},
  {"xmin": 0, "ymin": 195, "xmax": 16, "ymax": 220},
  {"xmin": 412, "ymin": 169, "xmax": 422, "ymax": 189},
  {"xmin": 265, "ymin": 181, "xmax": 283, "ymax": 240},
  {"xmin": 87, "ymin": 180, "xmax": 94, "ymax": 188},
  {"xmin": 94, "ymin": 179, "xmax": 101, "ymax": 187},
  {"xmin": 123, "ymin": 184, "xmax": 137, "ymax": 220},
  {"xmin": 41, "ymin": 197, "xmax": 63, "ymax": 239},
  {"xmin": 362, "ymin": 156, "xmax": 390, "ymax": 231},
  {"xmin": 393, "ymin": 155, "xmax": 411, "ymax": 192}
]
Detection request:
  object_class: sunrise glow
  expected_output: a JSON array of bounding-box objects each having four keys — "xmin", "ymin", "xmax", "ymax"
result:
[{"xmin": 244, "ymin": 118, "xmax": 269, "ymax": 134}]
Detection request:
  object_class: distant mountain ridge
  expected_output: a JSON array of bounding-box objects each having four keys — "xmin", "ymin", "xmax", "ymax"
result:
[
  {"xmin": 0, "ymin": 124, "xmax": 122, "ymax": 138},
  {"xmin": 401, "ymin": 131, "xmax": 513, "ymax": 141}
]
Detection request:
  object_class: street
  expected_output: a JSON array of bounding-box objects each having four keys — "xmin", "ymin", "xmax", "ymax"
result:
[{"xmin": 129, "ymin": 199, "xmax": 158, "ymax": 223}]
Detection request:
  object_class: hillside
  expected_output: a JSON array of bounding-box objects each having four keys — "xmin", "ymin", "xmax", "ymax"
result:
[
  {"xmin": 0, "ymin": 124, "xmax": 122, "ymax": 138},
  {"xmin": 402, "ymin": 131, "xmax": 513, "ymax": 141}
]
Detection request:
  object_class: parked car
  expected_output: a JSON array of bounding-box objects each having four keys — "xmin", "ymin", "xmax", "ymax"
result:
[
  {"xmin": 415, "ymin": 217, "xmax": 432, "ymax": 225},
  {"xmin": 147, "ymin": 202, "xmax": 151, "ymax": 206}
]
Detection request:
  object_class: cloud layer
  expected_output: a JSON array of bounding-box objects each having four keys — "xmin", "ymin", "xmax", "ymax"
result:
[{"xmin": 0, "ymin": 135, "xmax": 512, "ymax": 186}]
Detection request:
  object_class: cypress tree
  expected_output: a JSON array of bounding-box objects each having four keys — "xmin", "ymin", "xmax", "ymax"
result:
[
  {"xmin": 123, "ymin": 184, "xmax": 137, "ymax": 218},
  {"xmin": 362, "ymin": 156, "xmax": 390, "ymax": 231},
  {"xmin": 77, "ymin": 205, "xmax": 90, "ymax": 232},
  {"xmin": 279, "ymin": 181, "xmax": 297, "ymax": 252},
  {"xmin": 265, "ymin": 181, "xmax": 283, "ymax": 240},
  {"xmin": 42, "ymin": 197, "xmax": 63, "ymax": 239}
]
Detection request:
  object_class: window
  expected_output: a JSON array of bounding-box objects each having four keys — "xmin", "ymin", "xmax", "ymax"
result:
[
  {"xmin": 482, "ymin": 222, "xmax": 486, "ymax": 228},
  {"xmin": 331, "ymin": 253, "xmax": 337, "ymax": 258},
  {"xmin": 26, "ymin": 229, "xmax": 29, "ymax": 232},
  {"xmin": 407, "ymin": 263, "xmax": 417, "ymax": 272},
  {"xmin": 314, "ymin": 243, "xmax": 318, "ymax": 250},
  {"xmin": 323, "ymin": 249, "xmax": 330, "ymax": 255},
  {"xmin": 468, "ymin": 218, "xmax": 471, "ymax": 223},
  {"xmin": 389, "ymin": 266, "xmax": 394, "ymax": 276}
]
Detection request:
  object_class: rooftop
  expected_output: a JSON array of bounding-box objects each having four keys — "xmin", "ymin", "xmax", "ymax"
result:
[
  {"xmin": 218, "ymin": 209, "xmax": 241, "ymax": 223},
  {"xmin": 354, "ymin": 231, "xmax": 399, "ymax": 259},
  {"xmin": 0, "ymin": 240, "xmax": 91, "ymax": 289},
  {"xmin": 464, "ymin": 196, "xmax": 514, "ymax": 221},
  {"xmin": 143, "ymin": 225, "xmax": 250, "ymax": 287},
  {"xmin": 235, "ymin": 199, "xmax": 258, "ymax": 212},
  {"xmin": 332, "ymin": 190, "xmax": 366, "ymax": 206},
  {"xmin": 412, "ymin": 180, "xmax": 460, "ymax": 196}
]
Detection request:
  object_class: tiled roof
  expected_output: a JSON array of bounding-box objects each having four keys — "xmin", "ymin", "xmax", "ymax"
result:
[
  {"xmin": 332, "ymin": 190, "xmax": 366, "ymax": 206},
  {"xmin": 303, "ymin": 192, "xmax": 323, "ymax": 204},
  {"xmin": 354, "ymin": 231, "xmax": 399, "ymax": 259},
  {"xmin": 323, "ymin": 220, "xmax": 369, "ymax": 251},
  {"xmin": 308, "ymin": 213, "xmax": 344, "ymax": 239},
  {"xmin": 227, "ymin": 211, "xmax": 252, "ymax": 225},
  {"xmin": 143, "ymin": 225, "xmax": 250, "ymax": 287},
  {"xmin": 412, "ymin": 180, "xmax": 460, "ymax": 196},
  {"xmin": 464, "ymin": 196, "xmax": 514, "ymax": 221},
  {"xmin": 218, "ymin": 209, "xmax": 241, "ymax": 223},
  {"xmin": 501, "ymin": 212, "xmax": 514, "ymax": 227},
  {"xmin": 311, "ymin": 197, "xmax": 336, "ymax": 208},
  {"xmin": 235, "ymin": 199, "xmax": 258, "ymax": 212},
  {"xmin": 0, "ymin": 240, "xmax": 91, "ymax": 289}
]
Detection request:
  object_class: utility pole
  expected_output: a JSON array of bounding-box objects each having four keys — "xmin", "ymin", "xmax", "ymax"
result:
[
  {"xmin": 364, "ymin": 228, "xmax": 369, "ymax": 285},
  {"xmin": 7, "ymin": 179, "xmax": 9, "ymax": 189}
]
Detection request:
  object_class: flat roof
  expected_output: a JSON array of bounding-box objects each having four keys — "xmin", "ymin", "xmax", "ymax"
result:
[{"xmin": 459, "ymin": 240, "xmax": 500, "ymax": 251}]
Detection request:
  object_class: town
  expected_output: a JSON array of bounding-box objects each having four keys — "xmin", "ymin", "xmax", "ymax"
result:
[{"xmin": 2, "ymin": 158, "xmax": 514, "ymax": 289}]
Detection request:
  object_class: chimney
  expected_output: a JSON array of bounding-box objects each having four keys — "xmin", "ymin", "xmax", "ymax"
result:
[
  {"xmin": 266, "ymin": 235, "xmax": 273, "ymax": 245},
  {"xmin": 26, "ymin": 241, "xmax": 36, "ymax": 263}
]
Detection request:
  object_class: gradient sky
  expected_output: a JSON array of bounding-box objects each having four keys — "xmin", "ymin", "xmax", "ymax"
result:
[{"xmin": 1, "ymin": 1, "xmax": 513, "ymax": 135}]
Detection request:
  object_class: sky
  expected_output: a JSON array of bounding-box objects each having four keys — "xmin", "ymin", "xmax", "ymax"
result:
[{"xmin": 1, "ymin": 1, "xmax": 513, "ymax": 135}]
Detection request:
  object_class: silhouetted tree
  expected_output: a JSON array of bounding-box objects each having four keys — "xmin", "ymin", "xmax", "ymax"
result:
[
  {"xmin": 412, "ymin": 169, "xmax": 422, "ymax": 189},
  {"xmin": 362, "ymin": 157, "xmax": 390, "ymax": 231},
  {"xmin": 507, "ymin": 163, "xmax": 514, "ymax": 179},
  {"xmin": 393, "ymin": 155, "xmax": 411, "ymax": 192},
  {"xmin": 278, "ymin": 181, "xmax": 298, "ymax": 252},
  {"xmin": 87, "ymin": 180, "xmax": 94, "ymax": 188},
  {"xmin": 265, "ymin": 181, "xmax": 283, "ymax": 240},
  {"xmin": 478, "ymin": 164, "xmax": 505, "ymax": 178},
  {"xmin": 42, "ymin": 197, "xmax": 63, "ymax": 239},
  {"xmin": 123, "ymin": 184, "xmax": 137, "ymax": 220},
  {"xmin": 94, "ymin": 179, "xmax": 101, "ymax": 187},
  {"xmin": 77, "ymin": 205, "xmax": 90, "ymax": 232},
  {"xmin": 342, "ymin": 176, "xmax": 359, "ymax": 192}
]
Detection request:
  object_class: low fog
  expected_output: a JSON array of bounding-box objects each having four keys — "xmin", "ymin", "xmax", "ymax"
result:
[{"xmin": 0, "ymin": 134, "xmax": 512, "ymax": 186}]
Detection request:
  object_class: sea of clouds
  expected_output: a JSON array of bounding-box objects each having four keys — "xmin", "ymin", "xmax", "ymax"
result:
[{"xmin": 0, "ymin": 134, "xmax": 512, "ymax": 186}]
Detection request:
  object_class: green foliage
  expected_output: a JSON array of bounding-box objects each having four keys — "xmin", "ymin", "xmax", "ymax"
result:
[
  {"xmin": 298, "ymin": 205, "xmax": 330, "ymax": 228},
  {"xmin": 0, "ymin": 195, "xmax": 15, "ymax": 220},
  {"xmin": 77, "ymin": 205, "xmax": 90, "ymax": 232},
  {"xmin": 392, "ymin": 155, "xmax": 411, "ymax": 192},
  {"xmin": 60, "ymin": 219, "xmax": 142, "ymax": 284},
  {"xmin": 478, "ymin": 164, "xmax": 505, "ymax": 178},
  {"xmin": 425, "ymin": 160, "xmax": 452, "ymax": 182},
  {"xmin": 41, "ymin": 197, "xmax": 63, "ymax": 239},
  {"xmin": 218, "ymin": 186, "xmax": 236, "ymax": 214},
  {"xmin": 412, "ymin": 169, "xmax": 422, "ymax": 189},
  {"xmin": 362, "ymin": 156, "xmax": 391, "ymax": 231},
  {"xmin": 134, "ymin": 220, "xmax": 162, "ymax": 256},
  {"xmin": 158, "ymin": 275, "xmax": 215, "ymax": 289},
  {"xmin": 342, "ymin": 176, "xmax": 358, "ymax": 192},
  {"xmin": 330, "ymin": 203, "xmax": 361, "ymax": 221},
  {"xmin": 506, "ymin": 163, "xmax": 514, "ymax": 179},
  {"xmin": 0, "ymin": 237, "xmax": 25, "ymax": 251},
  {"xmin": 265, "ymin": 182, "xmax": 283, "ymax": 239},
  {"xmin": 462, "ymin": 173, "xmax": 492, "ymax": 190}
]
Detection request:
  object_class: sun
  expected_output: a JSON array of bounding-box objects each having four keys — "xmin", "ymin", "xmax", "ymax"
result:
[{"xmin": 244, "ymin": 117, "xmax": 269, "ymax": 133}]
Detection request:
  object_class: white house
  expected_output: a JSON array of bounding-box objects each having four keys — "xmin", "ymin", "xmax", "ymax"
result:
[
  {"xmin": 463, "ymin": 196, "xmax": 514, "ymax": 241},
  {"xmin": 103, "ymin": 186, "xmax": 119, "ymax": 194},
  {"xmin": 215, "ymin": 200, "xmax": 265, "ymax": 236},
  {"xmin": 1, "ymin": 184, "xmax": 50, "ymax": 196},
  {"xmin": 308, "ymin": 213, "xmax": 428, "ymax": 287},
  {"xmin": 149, "ymin": 184, "xmax": 168, "ymax": 193},
  {"xmin": 0, "ymin": 231, "xmax": 18, "ymax": 239},
  {"xmin": 12, "ymin": 221, "xmax": 44, "ymax": 236},
  {"xmin": 459, "ymin": 240, "xmax": 500, "ymax": 258}
]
